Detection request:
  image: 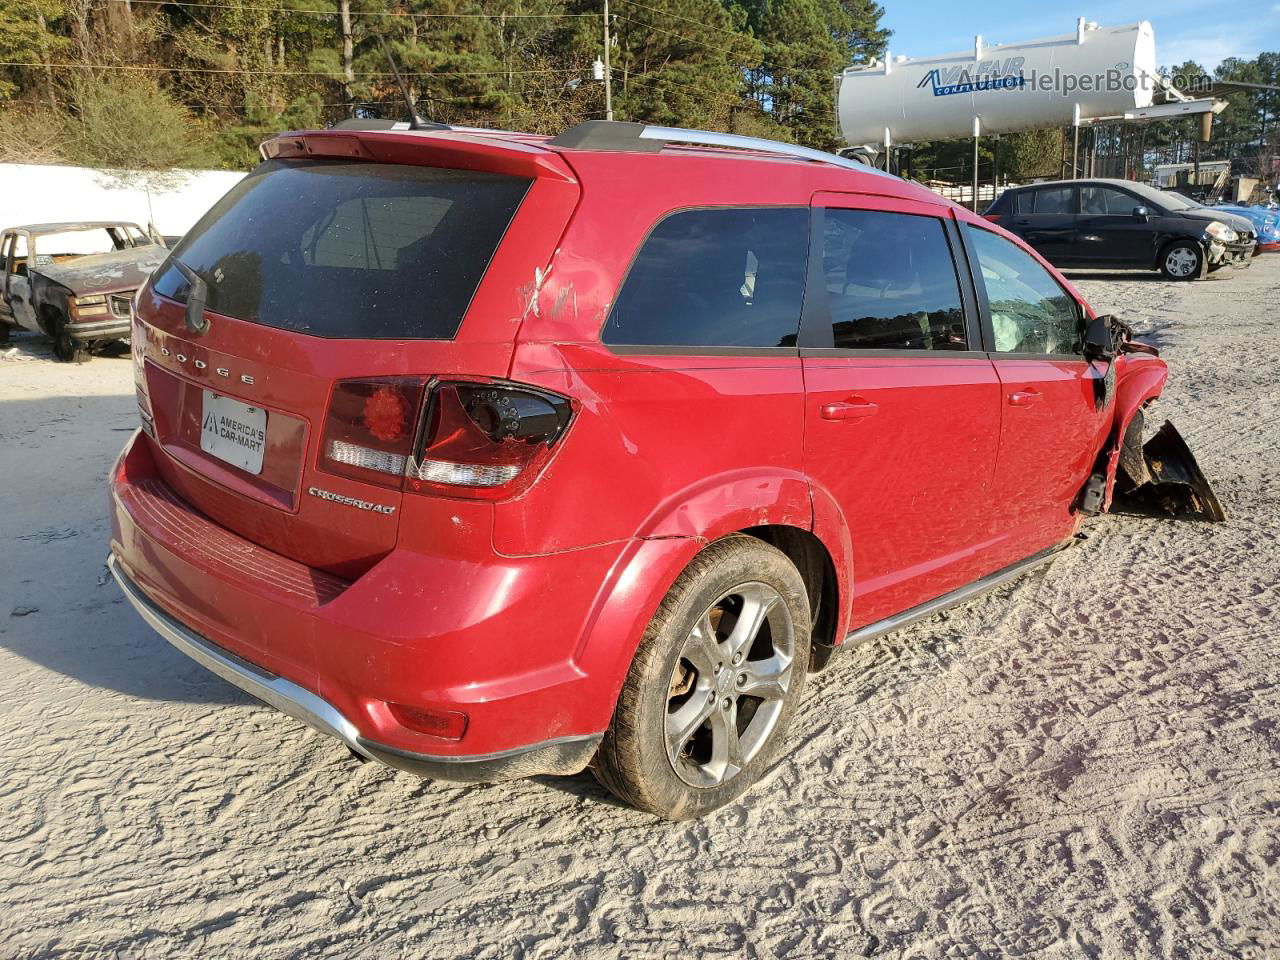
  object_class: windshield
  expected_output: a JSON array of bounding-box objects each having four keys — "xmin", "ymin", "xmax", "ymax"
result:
[
  {"xmin": 1160, "ymin": 191, "xmax": 1202, "ymax": 211},
  {"xmin": 151, "ymin": 159, "xmax": 531, "ymax": 340},
  {"xmin": 1126, "ymin": 183, "xmax": 1200, "ymax": 211}
]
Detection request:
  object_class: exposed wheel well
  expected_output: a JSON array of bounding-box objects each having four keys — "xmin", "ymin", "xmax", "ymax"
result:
[{"xmin": 740, "ymin": 525, "xmax": 840, "ymax": 671}]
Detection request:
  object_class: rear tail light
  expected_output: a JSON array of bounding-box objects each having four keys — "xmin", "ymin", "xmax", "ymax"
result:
[
  {"xmin": 982, "ymin": 214, "xmax": 1002, "ymax": 223},
  {"xmin": 319, "ymin": 377, "xmax": 572, "ymax": 497},
  {"xmin": 407, "ymin": 382, "xmax": 571, "ymax": 497},
  {"xmin": 320, "ymin": 377, "xmax": 430, "ymax": 489}
]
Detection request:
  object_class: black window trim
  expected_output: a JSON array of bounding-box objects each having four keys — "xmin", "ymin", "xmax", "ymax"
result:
[
  {"xmin": 796, "ymin": 204, "xmax": 984, "ymax": 358},
  {"xmin": 958, "ymin": 221, "xmax": 1089, "ymax": 361},
  {"xmin": 597, "ymin": 203, "xmax": 811, "ymax": 357}
]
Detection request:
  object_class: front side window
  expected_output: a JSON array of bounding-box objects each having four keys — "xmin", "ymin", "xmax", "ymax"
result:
[
  {"xmin": 965, "ymin": 225, "xmax": 1081, "ymax": 355},
  {"xmin": 820, "ymin": 209, "xmax": 967, "ymax": 350},
  {"xmin": 151, "ymin": 159, "xmax": 531, "ymax": 340},
  {"xmin": 1081, "ymin": 186, "xmax": 1139, "ymax": 216},
  {"xmin": 603, "ymin": 207, "xmax": 808, "ymax": 348}
]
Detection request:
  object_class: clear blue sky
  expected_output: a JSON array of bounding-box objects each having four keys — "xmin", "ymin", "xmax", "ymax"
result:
[{"xmin": 880, "ymin": 1, "xmax": 1279, "ymax": 72}]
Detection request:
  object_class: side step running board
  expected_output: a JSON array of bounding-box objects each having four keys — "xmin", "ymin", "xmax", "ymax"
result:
[{"xmin": 842, "ymin": 542, "xmax": 1072, "ymax": 650}]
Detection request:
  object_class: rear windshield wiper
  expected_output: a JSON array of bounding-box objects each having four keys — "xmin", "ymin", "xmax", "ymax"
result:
[{"xmin": 169, "ymin": 258, "xmax": 209, "ymax": 335}]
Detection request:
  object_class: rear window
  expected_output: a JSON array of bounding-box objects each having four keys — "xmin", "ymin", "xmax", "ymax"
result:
[
  {"xmin": 152, "ymin": 159, "xmax": 531, "ymax": 339},
  {"xmin": 1029, "ymin": 186, "xmax": 1075, "ymax": 215},
  {"xmin": 602, "ymin": 207, "xmax": 808, "ymax": 348}
]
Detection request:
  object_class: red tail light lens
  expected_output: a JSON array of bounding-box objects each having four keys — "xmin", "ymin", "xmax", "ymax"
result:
[
  {"xmin": 320, "ymin": 377, "xmax": 429, "ymax": 488},
  {"xmin": 983, "ymin": 214, "xmax": 1002, "ymax": 223},
  {"xmin": 407, "ymin": 382, "xmax": 572, "ymax": 499}
]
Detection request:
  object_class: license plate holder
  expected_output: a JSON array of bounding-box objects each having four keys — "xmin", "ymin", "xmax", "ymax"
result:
[{"xmin": 200, "ymin": 391, "xmax": 267, "ymax": 475}]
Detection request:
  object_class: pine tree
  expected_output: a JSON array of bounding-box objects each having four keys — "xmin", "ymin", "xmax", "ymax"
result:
[{"xmin": 748, "ymin": 0, "xmax": 847, "ymax": 149}]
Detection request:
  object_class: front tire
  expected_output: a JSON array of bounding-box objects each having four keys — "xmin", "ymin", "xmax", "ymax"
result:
[
  {"xmin": 594, "ymin": 535, "xmax": 811, "ymax": 820},
  {"xmin": 1160, "ymin": 241, "xmax": 1204, "ymax": 281},
  {"xmin": 51, "ymin": 314, "xmax": 89, "ymax": 363}
]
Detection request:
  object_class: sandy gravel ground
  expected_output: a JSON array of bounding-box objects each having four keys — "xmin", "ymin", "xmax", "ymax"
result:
[{"xmin": 2, "ymin": 257, "xmax": 1279, "ymax": 959}]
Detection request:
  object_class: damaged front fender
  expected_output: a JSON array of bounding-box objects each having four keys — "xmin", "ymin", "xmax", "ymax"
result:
[{"xmin": 1111, "ymin": 414, "xmax": 1227, "ymax": 522}]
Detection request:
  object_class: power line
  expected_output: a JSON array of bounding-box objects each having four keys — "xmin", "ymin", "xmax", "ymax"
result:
[
  {"xmin": 616, "ymin": 14, "xmax": 738, "ymax": 56},
  {"xmin": 107, "ymin": 0, "xmax": 596, "ymax": 18},
  {"xmin": 622, "ymin": 68, "xmax": 753, "ymax": 108},
  {"xmin": 615, "ymin": 0, "xmax": 740, "ymax": 37},
  {"xmin": 0, "ymin": 60, "xmax": 580, "ymax": 78}
]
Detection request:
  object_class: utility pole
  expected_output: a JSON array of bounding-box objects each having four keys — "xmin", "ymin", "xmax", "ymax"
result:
[{"xmin": 603, "ymin": 0, "xmax": 614, "ymax": 121}]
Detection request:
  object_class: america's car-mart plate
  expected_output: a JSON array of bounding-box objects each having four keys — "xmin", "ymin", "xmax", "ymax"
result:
[{"xmin": 199, "ymin": 390, "xmax": 267, "ymax": 475}]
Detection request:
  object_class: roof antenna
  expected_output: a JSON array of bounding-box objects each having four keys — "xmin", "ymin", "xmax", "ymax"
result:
[{"xmin": 375, "ymin": 33, "xmax": 425, "ymax": 130}]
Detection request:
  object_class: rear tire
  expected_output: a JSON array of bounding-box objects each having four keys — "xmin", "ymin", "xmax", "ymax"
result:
[
  {"xmin": 594, "ymin": 535, "xmax": 811, "ymax": 820},
  {"xmin": 0, "ymin": 322, "xmax": 10, "ymax": 343},
  {"xmin": 1160, "ymin": 241, "xmax": 1204, "ymax": 281}
]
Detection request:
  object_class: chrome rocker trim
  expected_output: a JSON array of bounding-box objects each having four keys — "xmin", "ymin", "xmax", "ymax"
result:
[
  {"xmin": 108, "ymin": 554, "xmax": 601, "ymax": 781},
  {"xmin": 843, "ymin": 541, "xmax": 1072, "ymax": 649}
]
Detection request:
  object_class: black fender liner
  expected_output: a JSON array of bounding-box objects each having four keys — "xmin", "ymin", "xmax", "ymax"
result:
[{"xmin": 1111, "ymin": 418, "xmax": 1227, "ymax": 522}]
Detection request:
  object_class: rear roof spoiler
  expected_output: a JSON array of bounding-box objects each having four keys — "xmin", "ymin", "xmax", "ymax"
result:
[{"xmin": 330, "ymin": 118, "xmax": 450, "ymax": 132}]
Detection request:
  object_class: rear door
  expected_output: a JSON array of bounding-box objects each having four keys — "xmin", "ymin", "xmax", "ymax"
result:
[
  {"xmin": 134, "ymin": 135, "xmax": 579, "ymax": 578},
  {"xmin": 801, "ymin": 193, "xmax": 1002, "ymax": 629},
  {"xmin": 960, "ymin": 222, "xmax": 1111, "ymax": 553},
  {"xmin": 1010, "ymin": 185, "xmax": 1079, "ymax": 264},
  {"xmin": 1076, "ymin": 184, "xmax": 1152, "ymax": 266}
]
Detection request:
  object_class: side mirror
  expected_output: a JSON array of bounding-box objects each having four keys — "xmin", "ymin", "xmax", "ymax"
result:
[
  {"xmin": 1133, "ymin": 205, "xmax": 1150, "ymax": 221},
  {"xmin": 1082, "ymin": 314, "xmax": 1115, "ymax": 361}
]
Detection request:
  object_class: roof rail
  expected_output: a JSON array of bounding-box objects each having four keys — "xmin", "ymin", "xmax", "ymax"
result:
[{"xmin": 547, "ymin": 120, "xmax": 897, "ymax": 180}]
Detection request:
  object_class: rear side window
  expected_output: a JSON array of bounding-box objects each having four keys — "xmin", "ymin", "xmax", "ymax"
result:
[
  {"xmin": 821, "ymin": 209, "xmax": 967, "ymax": 350},
  {"xmin": 603, "ymin": 207, "xmax": 808, "ymax": 348},
  {"xmin": 965, "ymin": 225, "xmax": 1081, "ymax": 355},
  {"xmin": 1029, "ymin": 186, "xmax": 1075, "ymax": 215},
  {"xmin": 152, "ymin": 159, "xmax": 531, "ymax": 339}
]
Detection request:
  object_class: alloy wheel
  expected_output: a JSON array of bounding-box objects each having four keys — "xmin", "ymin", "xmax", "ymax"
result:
[{"xmin": 664, "ymin": 582, "xmax": 795, "ymax": 787}]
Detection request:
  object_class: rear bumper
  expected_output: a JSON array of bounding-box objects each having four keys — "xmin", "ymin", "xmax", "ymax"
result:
[
  {"xmin": 108, "ymin": 429, "xmax": 629, "ymax": 780},
  {"xmin": 109, "ymin": 554, "xmax": 600, "ymax": 780},
  {"xmin": 68, "ymin": 316, "xmax": 130, "ymax": 340}
]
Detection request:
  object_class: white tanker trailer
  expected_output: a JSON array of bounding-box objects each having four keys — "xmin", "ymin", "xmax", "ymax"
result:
[{"xmin": 837, "ymin": 19, "xmax": 1216, "ymax": 149}]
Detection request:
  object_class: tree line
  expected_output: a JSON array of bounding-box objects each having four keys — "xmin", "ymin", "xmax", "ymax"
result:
[
  {"xmin": 0, "ymin": 0, "xmax": 887, "ymax": 168},
  {"xmin": 0, "ymin": 1, "xmax": 1273, "ymax": 181}
]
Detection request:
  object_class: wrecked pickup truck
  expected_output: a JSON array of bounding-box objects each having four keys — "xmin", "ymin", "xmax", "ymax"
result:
[{"xmin": 0, "ymin": 222, "xmax": 167, "ymax": 362}]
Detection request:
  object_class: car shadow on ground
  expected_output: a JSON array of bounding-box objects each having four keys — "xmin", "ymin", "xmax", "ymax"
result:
[
  {"xmin": 1, "ymin": 380, "xmax": 252, "ymax": 706},
  {"xmin": 1061, "ymin": 268, "xmax": 1240, "ymax": 283},
  {"xmin": 1060, "ymin": 270, "xmax": 1169, "ymax": 282},
  {"xmin": 1, "ymin": 329, "xmax": 130, "ymax": 363},
  {"xmin": 0, "ymin": 603, "xmax": 258, "ymax": 707}
]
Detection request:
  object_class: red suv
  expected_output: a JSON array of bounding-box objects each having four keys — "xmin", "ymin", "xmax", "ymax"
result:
[{"xmin": 108, "ymin": 121, "xmax": 1221, "ymax": 819}]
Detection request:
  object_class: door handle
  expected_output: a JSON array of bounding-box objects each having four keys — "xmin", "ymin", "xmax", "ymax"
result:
[
  {"xmin": 1008, "ymin": 389, "xmax": 1043, "ymax": 407},
  {"xmin": 821, "ymin": 399, "xmax": 879, "ymax": 421}
]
